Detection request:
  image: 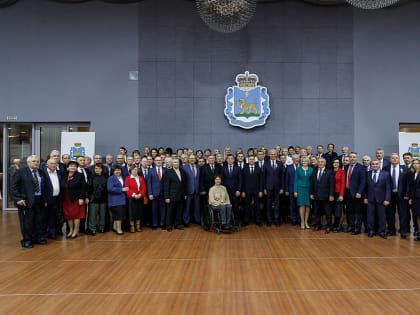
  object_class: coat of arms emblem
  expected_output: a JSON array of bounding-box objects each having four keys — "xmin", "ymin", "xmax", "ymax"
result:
[
  {"xmin": 225, "ymin": 71, "xmax": 270, "ymax": 129},
  {"xmin": 70, "ymin": 142, "xmax": 86, "ymax": 159}
]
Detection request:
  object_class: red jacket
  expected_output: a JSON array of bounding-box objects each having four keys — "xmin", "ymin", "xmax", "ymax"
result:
[
  {"xmin": 334, "ymin": 168, "xmax": 345, "ymax": 198},
  {"xmin": 124, "ymin": 176, "xmax": 146, "ymax": 198}
]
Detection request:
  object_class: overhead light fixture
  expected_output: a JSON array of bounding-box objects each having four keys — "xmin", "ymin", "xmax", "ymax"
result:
[
  {"xmin": 196, "ymin": 0, "xmax": 257, "ymax": 33},
  {"xmin": 345, "ymin": 0, "xmax": 399, "ymax": 9}
]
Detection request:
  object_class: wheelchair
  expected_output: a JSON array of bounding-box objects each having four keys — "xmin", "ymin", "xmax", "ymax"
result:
[{"xmin": 201, "ymin": 204, "xmax": 239, "ymax": 234}]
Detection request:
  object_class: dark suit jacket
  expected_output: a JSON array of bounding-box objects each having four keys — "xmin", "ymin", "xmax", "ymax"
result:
[
  {"xmin": 263, "ymin": 160, "xmax": 283, "ymax": 191},
  {"xmin": 199, "ymin": 164, "xmax": 222, "ymax": 193},
  {"xmin": 11, "ymin": 167, "xmax": 48, "ymax": 208},
  {"xmin": 379, "ymin": 158, "xmax": 390, "ymax": 172},
  {"xmin": 147, "ymin": 166, "xmax": 166, "ymax": 197},
  {"xmin": 311, "ymin": 168, "xmax": 335, "ymax": 200},
  {"xmin": 322, "ymin": 152, "xmax": 338, "ymax": 169},
  {"xmin": 408, "ymin": 172, "xmax": 420, "ymax": 199},
  {"xmin": 182, "ymin": 163, "xmax": 200, "ymax": 194},
  {"xmin": 44, "ymin": 170, "xmax": 62, "ymax": 205},
  {"xmin": 61, "ymin": 172, "xmax": 87, "ymax": 202},
  {"xmin": 163, "ymin": 168, "xmax": 187, "ymax": 202},
  {"xmin": 241, "ymin": 164, "xmax": 263, "ymax": 194},
  {"xmin": 389, "ymin": 164, "xmax": 408, "ymax": 198},
  {"xmin": 365, "ymin": 170, "xmax": 391, "ymax": 203},
  {"xmin": 221, "ymin": 164, "xmax": 242, "ymax": 193},
  {"xmin": 284, "ymin": 164, "xmax": 298, "ymax": 194},
  {"xmin": 345, "ymin": 163, "xmax": 366, "ymax": 197}
]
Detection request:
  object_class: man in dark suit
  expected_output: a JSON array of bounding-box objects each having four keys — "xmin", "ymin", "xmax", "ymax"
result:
[
  {"xmin": 221, "ymin": 154, "xmax": 242, "ymax": 225},
  {"xmin": 310, "ymin": 158, "xmax": 335, "ymax": 232},
  {"xmin": 387, "ymin": 153, "xmax": 409, "ymax": 238},
  {"xmin": 263, "ymin": 149, "xmax": 284, "ymax": 226},
  {"xmin": 338, "ymin": 146, "xmax": 349, "ymax": 168},
  {"xmin": 344, "ymin": 152, "xmax": 366, "ymax": 234},
  {"xmin": 147, "ymin": 156, "xmax": 166, "ymax": 229},
  {"xmin": 364, "ymin": 159, "xmax": 391, "ymax": 238},
  {"xmin": 182, "ymin": 154, "xmax": 201, "ymax": 225},
  {"xmin": 241, "ymin": 156, "xmax": 263, "ymax": 226},
  {"xmin": 199, "ymin": 155, "xmax": 222, "ymax": 197},
  {"xmin": 284, "ymin": 154, "xmax": 299, "ymax": 225},
  {"xmin": 163, "ymin": 158, "xmax": 187, "ymax": 231},
  {"xmin": 76, "ymin": 156, "xmax": 91, "ymax": 233},
  {"xmin": 11, "ymin": 155, "xmax": 48, "ymax": 248},
  {"xmin": 43, "ymin": 158, "xmax": 62, "ymax": 239},
  {"xmin": 376, "ymin": 148, "xmax": 390, "ymax": 172}
]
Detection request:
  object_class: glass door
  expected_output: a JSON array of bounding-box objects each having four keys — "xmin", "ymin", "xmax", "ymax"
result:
[{"xmin": 5, "ymin": 124, "xmax": 33, "ymax": 209}]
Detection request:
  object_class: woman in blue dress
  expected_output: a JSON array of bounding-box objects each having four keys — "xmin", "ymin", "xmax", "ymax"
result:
[{"xmin": 294, "ymin": 156, "xmax": 313, "ymax": 229}]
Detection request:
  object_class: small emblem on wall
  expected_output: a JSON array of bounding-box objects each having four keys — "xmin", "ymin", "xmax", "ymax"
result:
[{"xmin": 225, "ymin": 71, "xmax": 270, "ymax": 129}]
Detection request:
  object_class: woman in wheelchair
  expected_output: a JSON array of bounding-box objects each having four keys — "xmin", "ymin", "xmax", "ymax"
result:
[{"xmin": 208, "ymin": 175, "xmax": 232, "ymax": 231}]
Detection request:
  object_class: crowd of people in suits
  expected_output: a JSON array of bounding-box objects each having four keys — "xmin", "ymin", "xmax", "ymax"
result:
[{"xmin": 9, "ymin": 143, "xmax": 420, "ymax": 249}]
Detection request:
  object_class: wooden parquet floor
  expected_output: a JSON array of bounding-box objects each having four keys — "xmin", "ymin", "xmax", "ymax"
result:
[{"xmin": 1, "ymin": 210, "xmax": 420, "ymax": 314}]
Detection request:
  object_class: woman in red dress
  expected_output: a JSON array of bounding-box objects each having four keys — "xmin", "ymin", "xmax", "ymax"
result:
[
  {"xmin": 124, "ymin": 166, "xmax": 146, "ymax": 233},
  {"xmin": 332, "ymin": 158, "xmax": 345, "ymax": 232},
  {"xmin": 61, "ymin": 160, "xmax": 87, "ymax": 238}
]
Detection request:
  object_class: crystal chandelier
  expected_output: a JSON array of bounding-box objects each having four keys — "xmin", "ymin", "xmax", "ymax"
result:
[
  {"xmin": 345, "ymin": 0, "xmax": 399, "ymax": 9},
  {"xmin": 196, "ymin": 0, "xmax": 257, "ymax": 33}
]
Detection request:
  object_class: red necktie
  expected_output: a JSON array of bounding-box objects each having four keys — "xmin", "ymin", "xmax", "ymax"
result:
[{"xmin": 157, "ymin": 167, "xmax": 161, "ymax": 180}]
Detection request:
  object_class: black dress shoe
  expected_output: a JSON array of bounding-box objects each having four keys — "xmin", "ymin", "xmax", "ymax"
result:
[
  {"xmin": 387, "ymin": 231, "xmax": 396, "ymax": 236},
  {"xmin": 345, "ymin": 227, "xmax": 354, "ymax": 233},
  {"xmin": 378, "ymin": 232, "xmax": 387, "ymax": 239},
  {"xmin": 256, "ymin": 222, "xmax": 262, "ymax": 227},
  {"xmin": 47, "ymin": 235, "xmax": 57, "ymax": 240},
  {"xmin": 21, "ymin": 241, "xmax": 33, "ymax": 249},
  {"xmin": 152, "ymin": 226, "xmax": 158, "ymax": 230},
  {"xmin": 325, "ymin": 227, "xmax": 331, "ymax": 234},
  {"xmin": 368, "ymin": 232, "xmax": 374, "ymax": 238},
  {"xmin": 274, "ymin": 222, "xmax": 280, "ymax": 227},
  {"xmin": 400, "ymin": 234, "xmax": 406, "ymax": 239},
  {"xmin": 352, "ymin": 231, "xmax": 361, "ymax": 235},
  {"xmin": 175, "ymin": 225, "xmax": 184, "ymax": 230},
  {"xmin": 267, "ymin": 222, "xmax": 272, "ymax": 226},
  {"xmin": 167, "ymin": 226, "xmax": 173, "ymax": 232},
  {"xmin": 414, "ymin": 236, "xmax": 420, "ymax": 241}
]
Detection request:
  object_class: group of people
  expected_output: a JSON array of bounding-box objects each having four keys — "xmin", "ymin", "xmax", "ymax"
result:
[{"xmin": 10, "ymin": 143, "xmax": 420, "ymax": 249}]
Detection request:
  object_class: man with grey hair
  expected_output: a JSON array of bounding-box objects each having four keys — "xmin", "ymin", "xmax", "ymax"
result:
[{"xmin": 11, "ymin": 155, "xmax": 48, "ymax": 248}]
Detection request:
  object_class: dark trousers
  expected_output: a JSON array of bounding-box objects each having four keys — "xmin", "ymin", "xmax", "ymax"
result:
[
  {"xmin": 128, "ymin": 198, "xmax": 143, "ymax": 221},
  {"xmin": 227, "ymin": 189, "xmax": 239, "ymax": 224},
  {"xmin": 45, "ymin": 196, "xmax": 60, "ymax": 237},
  {"xmin": 166, "ymin": 200, "xmax": 183, "ymax": 228},
  {"xmin": 18, "ymin": 197, "xmax": 45, "ymax": 243},
  {"xmin": 388, "ymin": 193, "xmax": 408, "ymax": 235},
  {"xmin": 367, "ymin": 201, "xmax": 386, "ymax": 234},
  {"xmin": 314, "ymin": 199, "xmax": 332, "ymax": 228},
  {"xmin": 244, "ymin": 192, "xmax": 260, "ymax": 224},
  {"xmin": 266, "ymin": 189, "xmax": 280, "ymax": 224},
  {"xmin": 151, "ymin": 195, "xmax": 166, "ymax": 227},
  {"xmin": 184, "ymin": 193, "xmax": 200, "ymax": 225},
  {"xmin": 289, "ymin": 194, "xmax": 299, "ymax": 223},
  {"xmin": 345, "ymin": 189, "xmax": 363, "ymax": 232}
]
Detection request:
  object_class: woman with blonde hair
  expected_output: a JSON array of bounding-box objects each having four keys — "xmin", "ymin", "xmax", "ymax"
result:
[{"xmin": 294, "ymin": 156, "xmax": 313, "ymax": 229}]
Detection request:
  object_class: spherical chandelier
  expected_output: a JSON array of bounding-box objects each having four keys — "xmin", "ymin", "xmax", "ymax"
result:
[
  {"xmin": 345, "ymin": 0, "xmax": 400, "ymax": 9},
  {"xmin": 196, "ymin": 0, "xmax": 257, "ymax": 33}
]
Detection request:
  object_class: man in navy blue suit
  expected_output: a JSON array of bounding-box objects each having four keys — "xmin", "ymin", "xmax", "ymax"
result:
[
  {"xmin": 284, "ymin": 154, "xmax": 299, "ymax": 225},
  {"xmin": 147, "ymin": 156, "xmax": 166, "ymax": 229},
  {"xmin": 344, "ymin": 152, "xmax": 366, "ymax": 234},
  {"xmin": 364, "ymin": 159, "xmax": 391, "ymax": 238},
  {"xmin": 11, "ymin": 155, "xmax": 48, "ymax": 248},
  {"xmin": 182, "ymin": 154, "xmax": 201, "ymax": 225},
  {"xmin": 221, "ymin": 154, "xmax": 242, "ymax": 225},
  {"xmin": 375, "ymin": 148, "xmax": 390, "ymax": 172},
  {"xmin": 387, "ymin": 153, "xmax": 409, "ymax": 238},
  {"xmin": 264, "ymin": 149, "xmax": 284, "ymax": 226}
]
